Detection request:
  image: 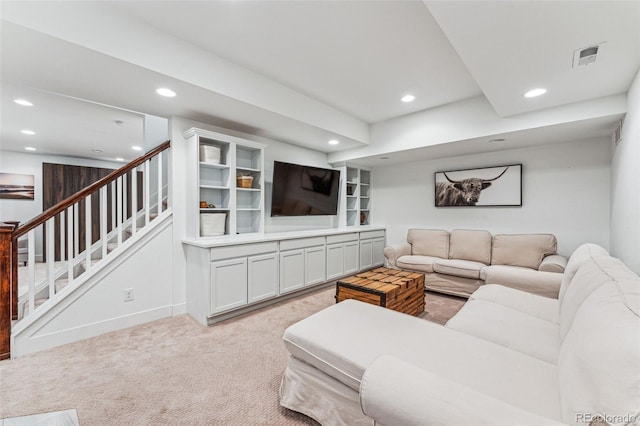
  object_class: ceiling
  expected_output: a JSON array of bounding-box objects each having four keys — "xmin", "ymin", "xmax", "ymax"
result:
[{"xmin": 0, "ymin": 0, "xmax": 638, "ymax": 165}]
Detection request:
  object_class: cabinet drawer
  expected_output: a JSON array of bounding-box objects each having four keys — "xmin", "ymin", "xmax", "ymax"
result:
[
  {"xmin": 326, "ymin": 233, "xmax": 358, "ymax": 244},
  {"xmin": 360, "ymin": 230, "xmax": 385, "ymax": 240},
  {"xmin": 210, "ymin": 242, "xmax": 278, "ymax": 260},
  {"xmin": 280, "ymin": 236, "xmax": 326, "ymax": 251}
]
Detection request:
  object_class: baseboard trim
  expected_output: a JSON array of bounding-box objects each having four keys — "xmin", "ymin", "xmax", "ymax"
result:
[{"xmin": 13, "ymin": 306, "xmax": 172, "ymax": 358}]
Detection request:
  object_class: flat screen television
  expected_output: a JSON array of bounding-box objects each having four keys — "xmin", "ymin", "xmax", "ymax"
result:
[{"xmin": 271, "ymin": 161, "xmax": 341, "ymax": 216}]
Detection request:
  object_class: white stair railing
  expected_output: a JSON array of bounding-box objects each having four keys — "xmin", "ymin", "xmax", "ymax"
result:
[{"xmin": 7, "ymin": 142, "xmax": 171, "ymax": 325}]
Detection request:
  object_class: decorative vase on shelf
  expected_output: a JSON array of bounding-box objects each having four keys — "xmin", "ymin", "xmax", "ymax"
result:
[{"xmin": 360, "ymin": 212, "xmax": 366, "ymax": 225}]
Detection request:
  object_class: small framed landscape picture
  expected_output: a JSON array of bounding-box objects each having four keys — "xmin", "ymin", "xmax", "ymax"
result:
[
  {"xmin": 0, "ymin": 173, "xmax": 35, "ymax": 200},
  {"xmin": 434, "ymin": 164, "xmax": 522, "ymax": 207}
]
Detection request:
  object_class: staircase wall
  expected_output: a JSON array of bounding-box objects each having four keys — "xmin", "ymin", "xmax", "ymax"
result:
[{"xmin": 12, "ymin": 215, "xmax": 174, "ymax": 357}]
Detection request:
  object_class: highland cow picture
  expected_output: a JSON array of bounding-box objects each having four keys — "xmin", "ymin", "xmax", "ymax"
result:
[{"xmin": 435, "ymin": 164, "xmax": 522, "ymax": 207}]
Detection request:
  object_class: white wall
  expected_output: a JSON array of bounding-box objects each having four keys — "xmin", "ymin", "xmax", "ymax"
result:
[
  {"xmin": 610, "ymin": 68, "xmax": 640, "ymax": 274},
  {"xmin": 373, "ymin": 138, "xmax": 611, "ymax": 257}
]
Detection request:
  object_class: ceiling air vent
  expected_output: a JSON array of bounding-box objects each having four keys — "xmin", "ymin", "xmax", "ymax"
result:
[{"xmin": 573, "ymin": 43, "xmax": 605, "ymax": 68}]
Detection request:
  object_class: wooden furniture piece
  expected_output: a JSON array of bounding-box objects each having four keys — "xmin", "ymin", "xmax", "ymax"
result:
[{"xmin": 336, "ymin": 267, "xmax": 425, "ymax": 316}]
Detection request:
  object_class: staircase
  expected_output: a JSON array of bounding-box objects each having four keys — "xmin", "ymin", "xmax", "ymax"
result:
[{"xmin": 0, "ymin": 141, "xmax": 171, "ymax": 359}]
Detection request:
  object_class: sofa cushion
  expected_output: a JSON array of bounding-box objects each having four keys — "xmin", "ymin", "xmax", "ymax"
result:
[
  {"xmin": 557, "ymin": 255, "xmax": 640, "ymax": 425},
  {"xmin": 433, "ymin": 258, "xmax": 485, "ymax": 280},
  {"xmin": 425, "ymin": 273, "xmax": 482, "ymax": 298},
  {"xmin": 446, "ymin": 299, "xmax": 560, "ymax": 364},
  {"xmin": 470, "ymin": 284, "xmax": 559, "ymax": 324},
  {"xmin": 397, "ymin": 255, "xmax": 439, "ymax": 273},
  {"xmin": 538, "ymin": 255, "xmax": 567, "ymax": 273},
  {"xmin": 407, "ymin": 229, "xmax": 449, "ymax": 258},
  {"xmin": 481, "ymin": 265, "xmax": 562, "ymax": 299},
  {"xmin": 559, "ymin": 254, "xmax": 622, "ymax": 341},
  {"xmin": 283, "ymin": 299, "xmax": 562, "ymax": 420},
  {"xmin": 448, "ymin": 229, "xmax": 492, "ymax": 264},
  {"xmin": 558, "ymin": 243, "xmax": 608, "ymax": 304},
  {"xmin": 491, "ymin": 234, "xmax": 557, "ymax": 270}
]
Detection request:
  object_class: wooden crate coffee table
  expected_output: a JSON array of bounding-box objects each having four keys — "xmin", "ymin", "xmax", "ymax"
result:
[{"xmin": 336, "ymin": 267, "xmax": 425, "ymax": 316}]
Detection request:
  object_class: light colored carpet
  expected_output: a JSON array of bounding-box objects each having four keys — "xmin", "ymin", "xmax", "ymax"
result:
[{"xmin": 0, "ymin": 287, "xmax": 465, "ymax": 425}]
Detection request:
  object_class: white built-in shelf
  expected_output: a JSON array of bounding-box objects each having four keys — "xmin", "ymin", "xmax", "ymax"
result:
[
  {"xmin": 200, "ymin": 162, "xmax": 229, "ymax": 170},
  {"xmin": 237, "ymin": 188, "xmax": 260, "ymax": 192},
  {"xmin": 200, "ymin": 184, "xmax": 229, "ymax": 190},
  {"xmin": 200, "ymin": 208, "xmax": 229, "ymax": 212},
  {"xmin": 237, "ymin": 166, "xmax": 260, "ymax": 173}
]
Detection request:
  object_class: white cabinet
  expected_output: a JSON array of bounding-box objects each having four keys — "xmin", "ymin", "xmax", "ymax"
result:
[
  {"xmin": 184, "ymin": 228, "xmax": 385, "ymax": 325},
  {"xmin": 210, "ymin": 258, "xmax": 248, "ymax": 314},
  {"xmin": 248, "ymin": 253, "xmax": 279, "ymax": 303},
  {"xmin": 280, "ymin": 249, "xmax": 305, "ymax": 294},
  {"xmin": 305, "ymin": 245, "xmax": 326, "ymax": 286},
  {"xmin": 280, "ymin": 237, "xmax": 326, "ymax": 294},
  {"xmin": 326, "ymin": 233, "xmax": 359, "ymax": 280},
  {"xmin": 184, "ymin": 128, "xmax": 266, "ymax": 238},
  {"xmin": 209, "ymin": 242, "xmax": 278, "ymax": 315},
  {"xmin": 359, "ymin": 230, "xmax": 386, "ymax": 271}
]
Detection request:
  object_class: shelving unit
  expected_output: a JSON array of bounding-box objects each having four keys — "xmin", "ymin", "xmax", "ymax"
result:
[
  {"xmin": 184, "ymin": 128, "xmax": 266, "ymax": 238},
  {"xmin": 337, "ymin": 165, "xmax": 372, "ymax": 227}
]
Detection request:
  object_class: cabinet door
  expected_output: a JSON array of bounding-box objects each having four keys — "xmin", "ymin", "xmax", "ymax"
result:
[
  {"xmin": 326, "ymin": 243, "xmax": 344, "ymax": 280},
  {"xmin": 248, "ymin": 253, "xmax": 278, "ymax": 303},
  {"xmin": 280, "ymin": 249, "xmax": 305, "ymax": 294},
  {"xmin": 344, "ymin": 240, "xmax": 360, "ymax": 275},
  {"xmin": 305, "ymin": 245, "xmax": 326, "ymax": 286},
  {"xmin": 210, "ymin": 258, "xmax": 248, "ymax": 314},
  {"xmin": 373, "ymin": 238, "xmax": 385, "ymax": 267},
  {"xmin": 359, "ymin": 239, "xmax": 373, "ymax": 271}
]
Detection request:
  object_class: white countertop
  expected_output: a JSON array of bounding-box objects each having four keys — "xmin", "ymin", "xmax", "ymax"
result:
[{"xmin": 182, "ymin": 226, "xmax": 386, "ymax": 248}]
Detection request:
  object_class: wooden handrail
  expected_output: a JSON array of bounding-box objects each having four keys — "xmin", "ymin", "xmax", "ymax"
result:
[{"xmin": 14, "ymin": 141, "xmax": 170, "ymax": 239}]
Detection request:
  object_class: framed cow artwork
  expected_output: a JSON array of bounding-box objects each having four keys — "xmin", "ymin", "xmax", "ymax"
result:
[{"xmin": 434, "ymin": 164, "xmax": 522, "ymax": 207}]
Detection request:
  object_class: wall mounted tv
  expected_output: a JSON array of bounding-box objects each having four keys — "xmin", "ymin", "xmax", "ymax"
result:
[{"xmin": 271, "ymin": 161, "xmax": 341, "ymax": 216}]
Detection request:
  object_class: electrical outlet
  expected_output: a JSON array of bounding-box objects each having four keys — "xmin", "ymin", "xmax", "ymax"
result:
[{"xmin": 123, "ymin": 288, "xmax": 134, "ymax": 302}]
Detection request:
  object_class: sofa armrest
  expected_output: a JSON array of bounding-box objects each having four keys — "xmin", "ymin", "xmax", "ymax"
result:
[
  {"xmin": 383, "ymin": 243, "xmax": 411, "ymax": 268},
  {"xmin": 539, "ymin": 254, "xmax": 568, "ymax": 273},
  {"xmin": 360, "ymin": 355, "xmax": 566, "ymax": 426}
]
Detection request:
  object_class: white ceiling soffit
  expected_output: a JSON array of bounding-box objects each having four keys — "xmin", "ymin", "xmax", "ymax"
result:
[
  {"xmin": 348, "ymin": 115, "xmax": 623, "ymax": 168},
  {"xmin": 0, "ymin": 22, "xmax": 365, "ymax": 155},
  {"xmin": 426, "ymin": 0, "xmax": 640, "ymax": 117},
  {"xmin": 108, "ymin": 0, "xmax": 482, "ymax": 124}
]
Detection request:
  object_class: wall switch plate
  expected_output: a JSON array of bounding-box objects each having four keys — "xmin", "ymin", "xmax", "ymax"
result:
[{"xmin": 123, "ymin": 288, "xmax": 134, "ymax": 302}]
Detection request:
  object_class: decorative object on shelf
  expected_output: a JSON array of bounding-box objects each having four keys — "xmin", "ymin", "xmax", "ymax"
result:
[
  {"xmin": 200, "ymin": 201, "xmax": 208, "ymax": 208},
  {"xmin": 237, "ymin": 175, "xmax": 253, "ymax": 188},
  {"xmin": 199, "ymin": 145, "xmax": 221, "ymax": 164},
  {"xmin": 360, "ymin": 212, "xmax": 366, "ymax": 225},
  {"xmin": 434, "ymin": 164, "xmax": 522, "ymax": 207},
  {"xmin": 0, "ymin": 173, "xmax": 35, "ymax": 200},
  {"xmin": 200, "ymin": 213, "xmax": 226, "ymax": 236},
  {"xmin": 346, "ymin": 184, "xmax": 355, "ymax": 196}
]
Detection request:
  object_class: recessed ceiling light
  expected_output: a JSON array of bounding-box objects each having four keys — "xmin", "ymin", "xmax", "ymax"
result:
[
  {"xmin": 92, "ymin": 149, "xmax": 104, "ymax": 153},
  {"xmin": 21, "ymin": 129, "xmax": 35, "ymax": 135},
  {"xmin": 132, "ymin": 146, "xmax": 143, "ymax": 151},
  {"xmin": 328, "ymin": 139, "xmax": 340, "ymax": 145},
  {"xmin": 116, "ymin": 157, "xmax": 125, "ymax": 162},
  {"xmin": 156, "ymin": 88, "xmax": 176, "ymax": 97},
  {"xmin": 401, "ymin": 94, "xmax": 416, "ymax": 103},
  {"xmin": 380, "ymin": 156, "xmax": 390, "ymax": 160},
  {"xmin": 14, "ymin": 99, "xmax": 33, "ymax": 106},
  {"xmin": 114, "ymin": 120, "xmax": 126, "ymax": 126},
  {"xmin": 489, "ymin": 138, "xmax": 506, "ymax": 143},
  {"xmin": 524, "ymin": 88, "xmax": 547, "ymax": 98},
  {"xmin": 25, "ymin": 147, "xmax": 36, "ymax": 151}
]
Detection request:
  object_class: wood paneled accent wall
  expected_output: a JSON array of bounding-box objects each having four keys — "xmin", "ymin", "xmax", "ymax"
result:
[{"xmin": 42, "ymin": 163, "xmax": 142, "ymax": 260}]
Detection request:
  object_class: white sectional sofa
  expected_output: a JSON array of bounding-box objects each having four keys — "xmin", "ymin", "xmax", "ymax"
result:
[
  {"xmin": 384, "ymin": 229, "xmax": 568, "ymax": 298},
  {"xmin": 279, "ymin": 243, "xmax": 640, "ymax": 425}
]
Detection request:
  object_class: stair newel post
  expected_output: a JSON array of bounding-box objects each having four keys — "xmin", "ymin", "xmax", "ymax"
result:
[{"xmin": 0, "ymin": 224, "xmax": 14, "ymax": 359}]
